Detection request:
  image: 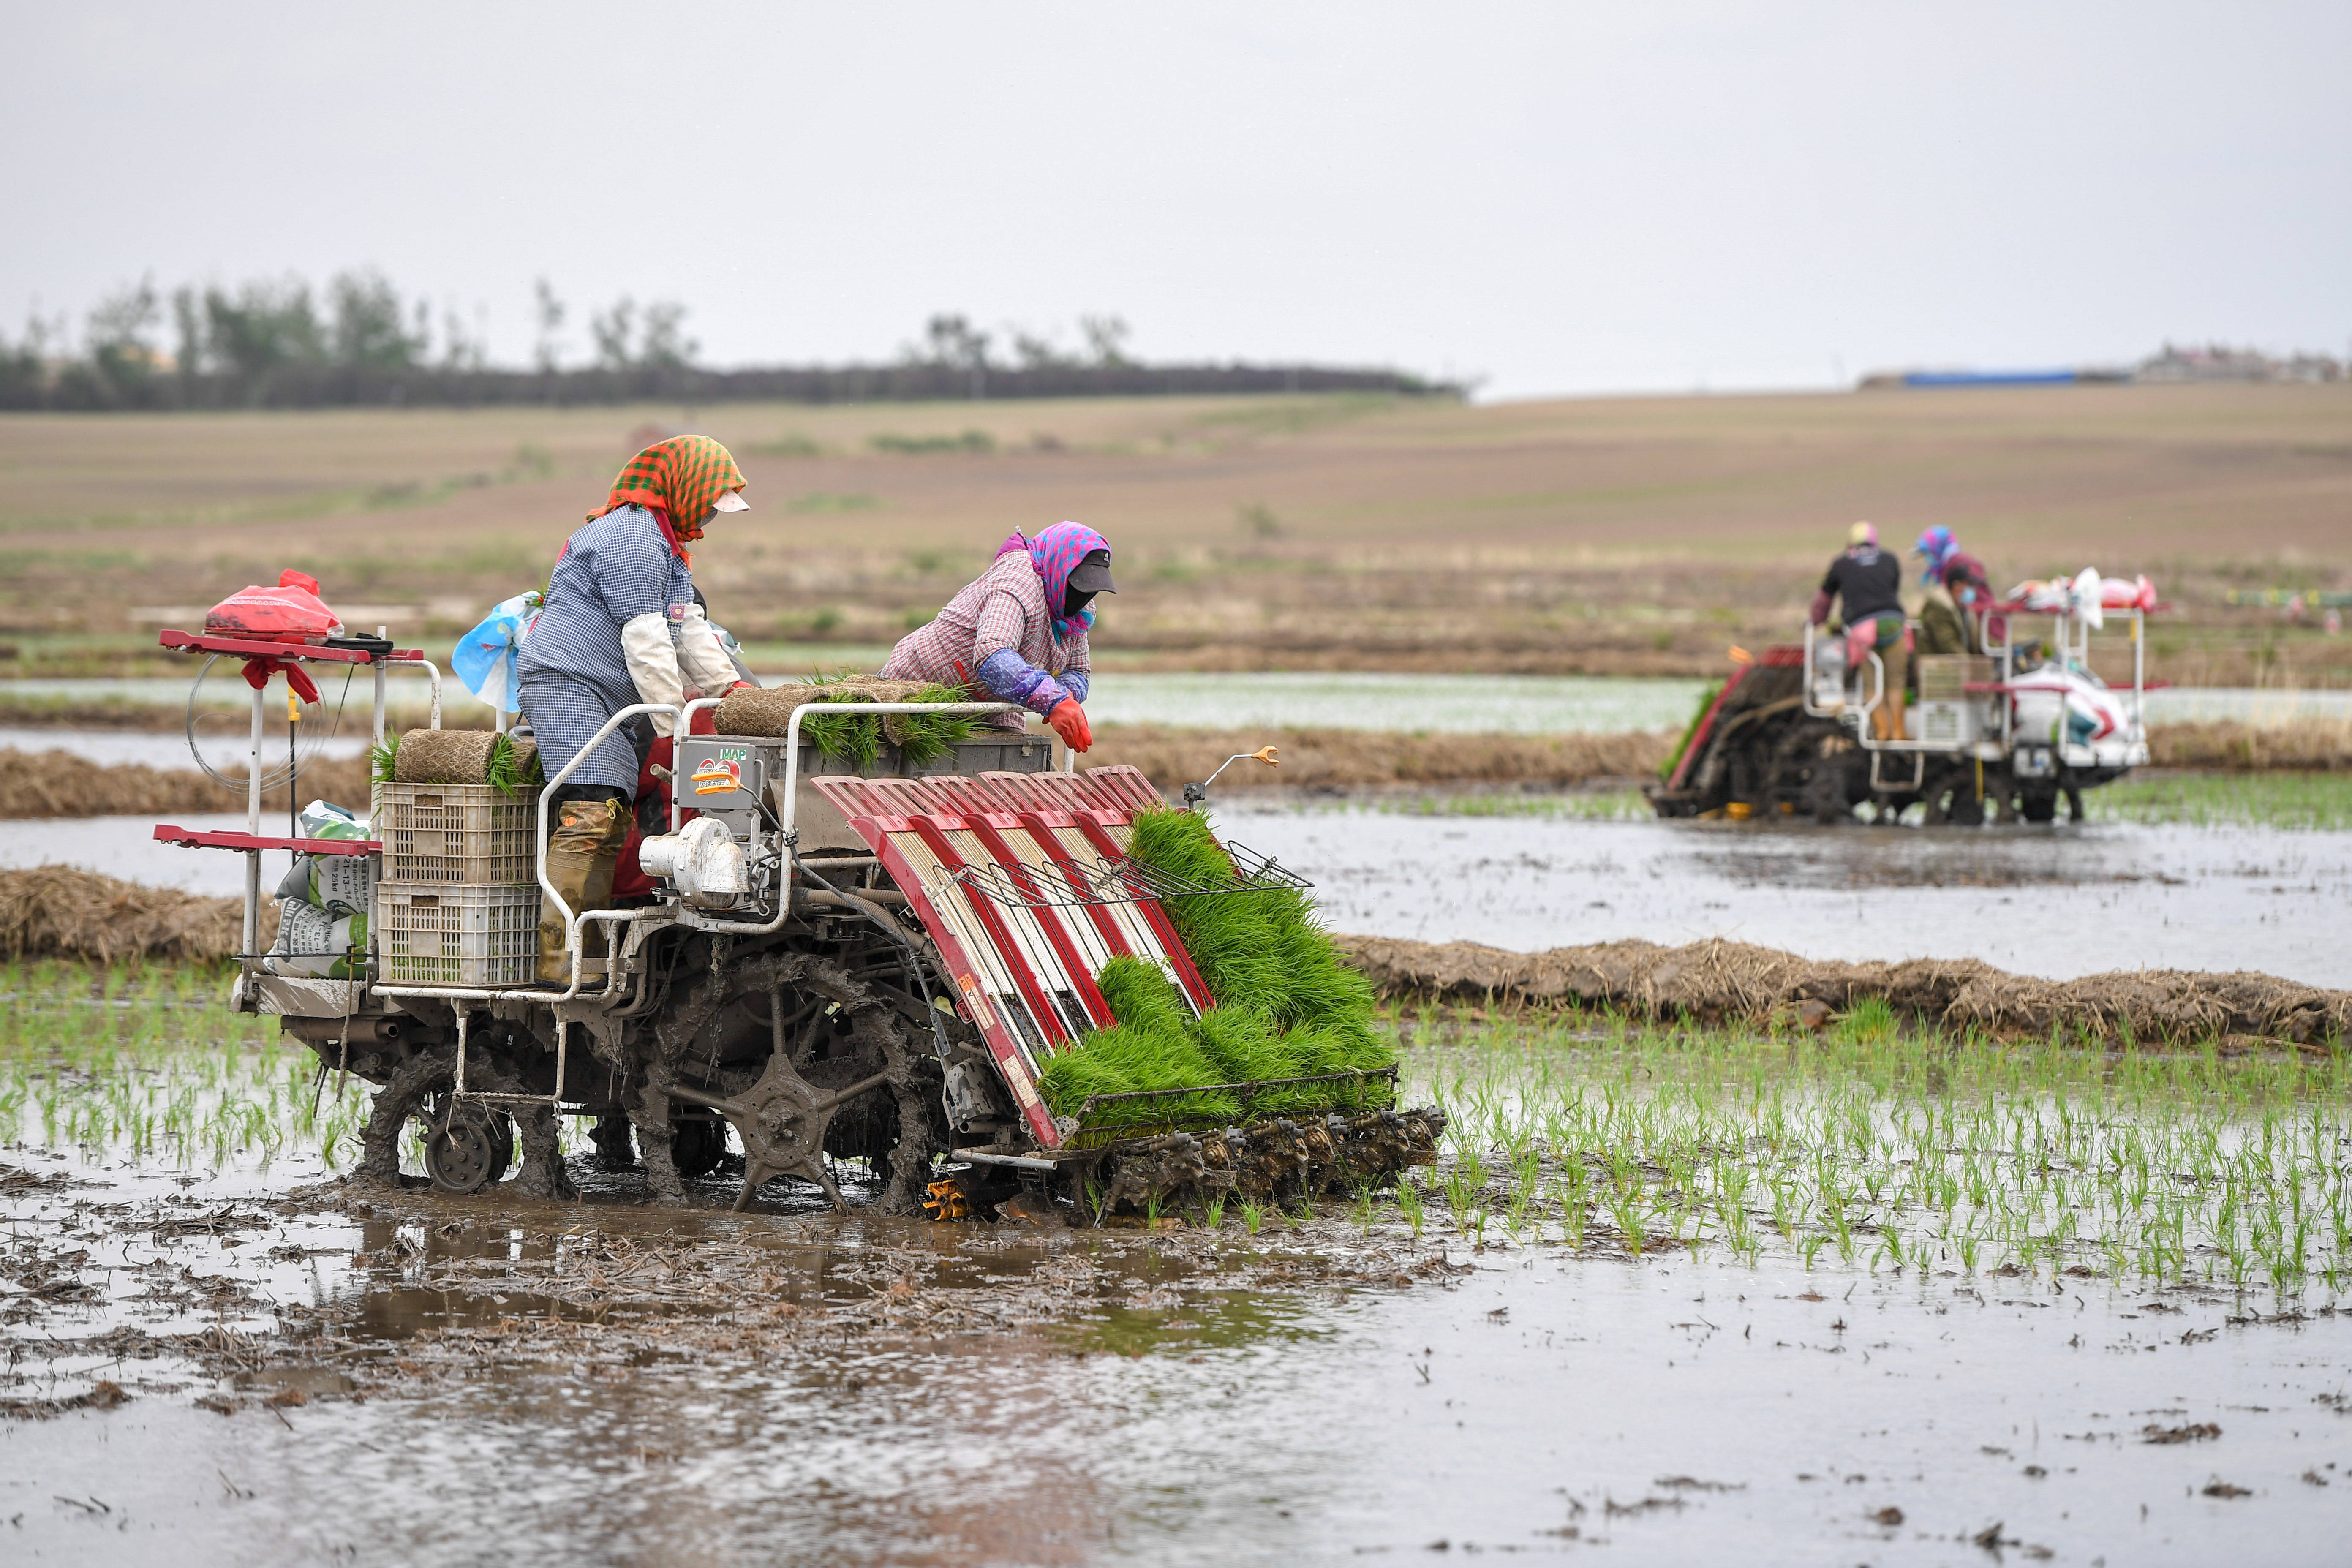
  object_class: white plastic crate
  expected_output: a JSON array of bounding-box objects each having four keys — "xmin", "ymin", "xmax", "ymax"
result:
[
  {"xmin": 379, "ymin": 782, "xmax": 534, "ymax": 885},
  {"xmin": 376, "ymin": 882, "xmax": 539, "ymax": 987}
]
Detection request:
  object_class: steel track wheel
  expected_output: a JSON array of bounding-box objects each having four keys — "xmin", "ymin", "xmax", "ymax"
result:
[
  {"xmin": 1919, "ymin": 766, "xmax": 1988, "ymax": 828},
  {"xmin": 667, "ymin": 1054, "xmax": 893, "ymax": 1212},
  {"xmin": 422, "ymin": 1096, "xmax": 514, "ymax": 1195}
]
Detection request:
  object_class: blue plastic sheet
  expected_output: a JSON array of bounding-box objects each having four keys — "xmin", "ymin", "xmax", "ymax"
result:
[{"xmin": 451, "ymin": 591, "xmax": 543, "ymax": 713}]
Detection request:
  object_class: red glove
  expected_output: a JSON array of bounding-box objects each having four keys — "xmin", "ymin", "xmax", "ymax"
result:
[{"xmin": 1046, "ymin": 698, "xmax": 1092, "ymax": 753}]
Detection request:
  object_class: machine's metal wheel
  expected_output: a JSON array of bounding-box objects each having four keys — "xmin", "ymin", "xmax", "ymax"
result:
[
  {"xmin": 667, "ymin": 1053, "xmax": 892, "ymax": 1212},
  {"xmin": 1763, "ymin": 719, "xmax": 1857, "ymax": 825},
  {"xmin": 1800, "ymin": 743, "xmax": 1859, "ymax": 824},
  {"xmin": 590, "ymin": 1112, "xmax": 638, "ymax": 1170},
  {"xmin": 1919, "ymin": 768, "xmax": 1987, "ymax": 828},
  {"xmin": 671, "ymin": 1116, "xmax": 729, "ymax": 1179},
  {"xmin": 2019, "ymin": 789, "xmax": 2060, "ymax": 824},
  {"xmin": 422, "ymin": 1097, "xmax": 515, "ymax": 1194}
]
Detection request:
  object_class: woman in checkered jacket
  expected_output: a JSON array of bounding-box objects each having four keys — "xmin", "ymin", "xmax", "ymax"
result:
[
  {"xmin": 517, "ymin": 435, "xmax": 752, "ymax": 983},
  {"xmin": 881, "ymin": 523, "xmax": 1116, "ymax": 756}
]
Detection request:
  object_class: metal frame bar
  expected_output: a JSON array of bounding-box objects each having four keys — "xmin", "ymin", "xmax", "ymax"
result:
[
  {"xmin": 1017, "ymin": 810, "xmax": 1141, "ymax": 962},
  {"xmin": 961, "ymin": 815, "xmax": 1115, "ymax": 1029},
  {"xmin": 907, "ymin": 816, "xmax": 1073, "ymax": 1048}
]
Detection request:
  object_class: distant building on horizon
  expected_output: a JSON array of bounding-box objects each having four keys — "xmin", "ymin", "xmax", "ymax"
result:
[{"xmin": 1860, "ymin": 342, "xmax": 2342, "ymax": 390}]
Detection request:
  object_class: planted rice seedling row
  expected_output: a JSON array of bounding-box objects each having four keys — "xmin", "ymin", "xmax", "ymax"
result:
[{"xmin": 1384, "ymin": 1010, "xmax": 2352, "ymax": 1299}]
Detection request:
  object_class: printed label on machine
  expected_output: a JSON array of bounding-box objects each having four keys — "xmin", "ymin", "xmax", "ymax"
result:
[
  {"xmin": 998, "ymin": 1051, "xmax": 1040, "ymax": 1109},
  {"xmin": 692, "ymin": 750, "xmax": 745, "ymax": 795}
]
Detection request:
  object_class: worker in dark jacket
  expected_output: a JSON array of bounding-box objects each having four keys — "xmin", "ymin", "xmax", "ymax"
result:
[
  {"xmin": 1911, "ymin": 525, "xmax": 1993, "ymax": 655},
  {"xmin": 1811, "ymin": 522, "xmax": 1908, "ymax": 741}
]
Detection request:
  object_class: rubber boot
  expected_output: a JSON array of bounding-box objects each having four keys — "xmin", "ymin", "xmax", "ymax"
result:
[{"xmin": 536, "ymin": 797, "xmax": 629, "ymax": 985}]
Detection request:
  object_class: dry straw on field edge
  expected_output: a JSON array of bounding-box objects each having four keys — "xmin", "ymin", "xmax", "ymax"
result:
[
  {"xmin": 0, "ymin": 866, "xmax": 278, "ymax": 964},
  {"xmin": 2, "ymin": 719, "xmax": 2349, "ymax": 819},
  {"xmin": 2150, "ymin": 718, "xmax": 2352, "ymax": 771},
  {"xmin": 1084, "ymin": 725, "xmax": 1677, "ymax": 789},
  {"xmin": 1340, "ymin": 934, "xmax": 2350, "ymax": 1047},
  {"xmin": 0, "ymin": 749, "xmax": 374, "ymax": 819}
]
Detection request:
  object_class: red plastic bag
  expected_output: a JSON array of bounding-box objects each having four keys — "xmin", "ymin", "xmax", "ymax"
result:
[{"xmin": 206, "ymin": 569, "xmax": 345, "ymax": 645}]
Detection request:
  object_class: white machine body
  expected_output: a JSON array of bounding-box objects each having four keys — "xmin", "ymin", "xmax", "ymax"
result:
[{"xmin": 638, "ymin": 815, "xmax": 749, "ymax": 909}]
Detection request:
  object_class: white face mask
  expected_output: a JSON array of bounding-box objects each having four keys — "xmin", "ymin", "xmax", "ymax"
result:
[{"xmin": 713, "ymin": 490, "xmax": 749, "ymax": 512}]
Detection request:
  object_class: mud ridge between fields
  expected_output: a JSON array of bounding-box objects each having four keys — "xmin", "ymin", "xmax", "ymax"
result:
[
  {"xmin": 3, "ymin": 719, "xmax": 2347, "ymax": 821},
  {"xmin": 6, "ymin": 863, "xmax": 2341, "ymax": 1047},
  {"xmin": 1339, "ymin": 934, "xmax": 2352, "ymax": 1046}
]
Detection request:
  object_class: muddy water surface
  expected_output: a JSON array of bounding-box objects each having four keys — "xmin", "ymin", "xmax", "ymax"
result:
[
  {"xmin": 1218, "ymin": 800, "xmax": 2352, "ymax": 987},
  {"xmin": 8, "ymin": 1149, "xmax": 2348, "ymax": 1566}
]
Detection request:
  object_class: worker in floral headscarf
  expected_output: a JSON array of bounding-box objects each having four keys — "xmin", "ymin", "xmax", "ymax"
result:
[
  {"xmin": 518, "ymin": 435, "xmax": 754, "ymax": 983},
  {"xmin": 882, "ymin": 521, "xmax": 1115, "ymax": 755},
  {"xmin": 1911, "ymin": 525, "xmax": 1995, "ymax": 656}
]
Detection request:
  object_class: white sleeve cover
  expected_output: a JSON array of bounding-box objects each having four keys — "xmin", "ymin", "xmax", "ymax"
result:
[
  {"xmin": 621, "ymin": 612, "xmax": 684, "ymax": 736},
  {"xmin": 676, "ymin": 607, "xmax": 740, "ymax": 700}
]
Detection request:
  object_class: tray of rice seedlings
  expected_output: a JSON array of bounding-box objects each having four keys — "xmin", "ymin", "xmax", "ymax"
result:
[
  {"xmin": 1038, "ymin": 808, "xmax": 1402, "ymax": 1144},
  {"xmin": 372, "ymin": 729, "xmax": 544, "ymax": 798},
  {"xmin": 719, "ymin": 671, "xmax": 977, "ymax": 769}
]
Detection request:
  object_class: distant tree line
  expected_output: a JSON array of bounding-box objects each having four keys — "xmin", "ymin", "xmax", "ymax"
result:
[{"xmin": 0, "ymin": 272, "xmax": 1459, "ymax": 411}]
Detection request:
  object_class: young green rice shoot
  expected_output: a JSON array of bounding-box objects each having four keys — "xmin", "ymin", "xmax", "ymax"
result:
[{"xmin": 1395, "ymin": 1006, "xmax": 2350, "ymax": 1304}]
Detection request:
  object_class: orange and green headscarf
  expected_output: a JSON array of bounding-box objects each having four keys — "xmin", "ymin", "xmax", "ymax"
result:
[{"xmin": 593, "ymin": 435, "xmax": 746, "ymax": 558}]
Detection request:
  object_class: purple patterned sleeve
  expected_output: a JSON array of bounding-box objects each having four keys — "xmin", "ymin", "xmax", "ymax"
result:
[{"xmin": 975, "ymin": 649, "xmax": 1069, "ymax": 715}]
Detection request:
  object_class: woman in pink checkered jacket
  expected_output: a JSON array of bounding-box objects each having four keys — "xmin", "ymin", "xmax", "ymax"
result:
[{"xmin": 880, "ymin": 522, "xmax": 1115, "ymax": 754}]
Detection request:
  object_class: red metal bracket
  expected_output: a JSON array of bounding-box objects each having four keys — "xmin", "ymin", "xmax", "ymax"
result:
[
  {"xmin": 154, "ymin": 825, "xmax": 382, "ymax": 855},
  {"xmin": 157, "ymin": 629, "xmax": 424, "ymax": 664}
]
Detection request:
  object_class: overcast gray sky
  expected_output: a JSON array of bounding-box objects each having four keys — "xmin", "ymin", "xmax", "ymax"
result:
[{"xmin": 6, "ymin": 1, "xmax": 2346, "ymax": 397}]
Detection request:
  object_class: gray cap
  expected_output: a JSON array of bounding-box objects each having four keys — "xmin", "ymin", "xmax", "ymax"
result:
[{"xmin": 1067, "ymin": 548, "xmax": 1116, "ymax": 595}]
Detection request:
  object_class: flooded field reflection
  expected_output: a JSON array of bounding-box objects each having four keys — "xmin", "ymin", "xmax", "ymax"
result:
[
  {"xmin": 8, "ymin": 964, "xmax": 2350, "ymax": 1563},
  {"xmin": 1218, "ymin": 798, "xmax": 2352, "ymax": 987}
]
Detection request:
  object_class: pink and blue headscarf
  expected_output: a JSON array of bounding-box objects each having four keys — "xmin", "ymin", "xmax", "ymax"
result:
[
  {"xmin": 1913, "ymin": 525, "xmax": 1958, "ymax": 583},
  {"xmin": 997, "ymin": 521, "xmax": 1110, "ymax": 643}
]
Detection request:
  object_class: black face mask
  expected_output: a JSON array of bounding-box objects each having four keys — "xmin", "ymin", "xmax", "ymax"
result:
[{"xmin": 1062, "ymin": 547, "xmax": 1116, "ymax": 619}]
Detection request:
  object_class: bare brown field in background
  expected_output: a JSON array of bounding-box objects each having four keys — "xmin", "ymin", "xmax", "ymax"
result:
[{"xmin": 3, "ymin": 384, "xmax": 2347, "ymax": 685}]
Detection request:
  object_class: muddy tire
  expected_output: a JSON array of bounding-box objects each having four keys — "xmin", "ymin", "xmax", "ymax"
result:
[
  {"xmin": 671, "ymin": 1117, "xmax": 729, "ymax": 1179},
  {"xmin": 1919, "ymin": 768, "xmax": 1988, "ymax": 828},
  {"xmin": 423, "ymin": 1098, "xmax": 515, "ymax": 1195},
  {"xmin": 1802, "ymin": 752, "xmax": 1857, "ymax": 825},
  {"xmin": 2019, "ymin": 789, "xmax": 2059, "ymax": 824},
  {"xmin": 1758, "ymin": 719, "xmax": 1858, "ymax": 825},
  {"xmin": 590, "ymin": 1113, "xmax": 638, "ymax": 1170}
]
